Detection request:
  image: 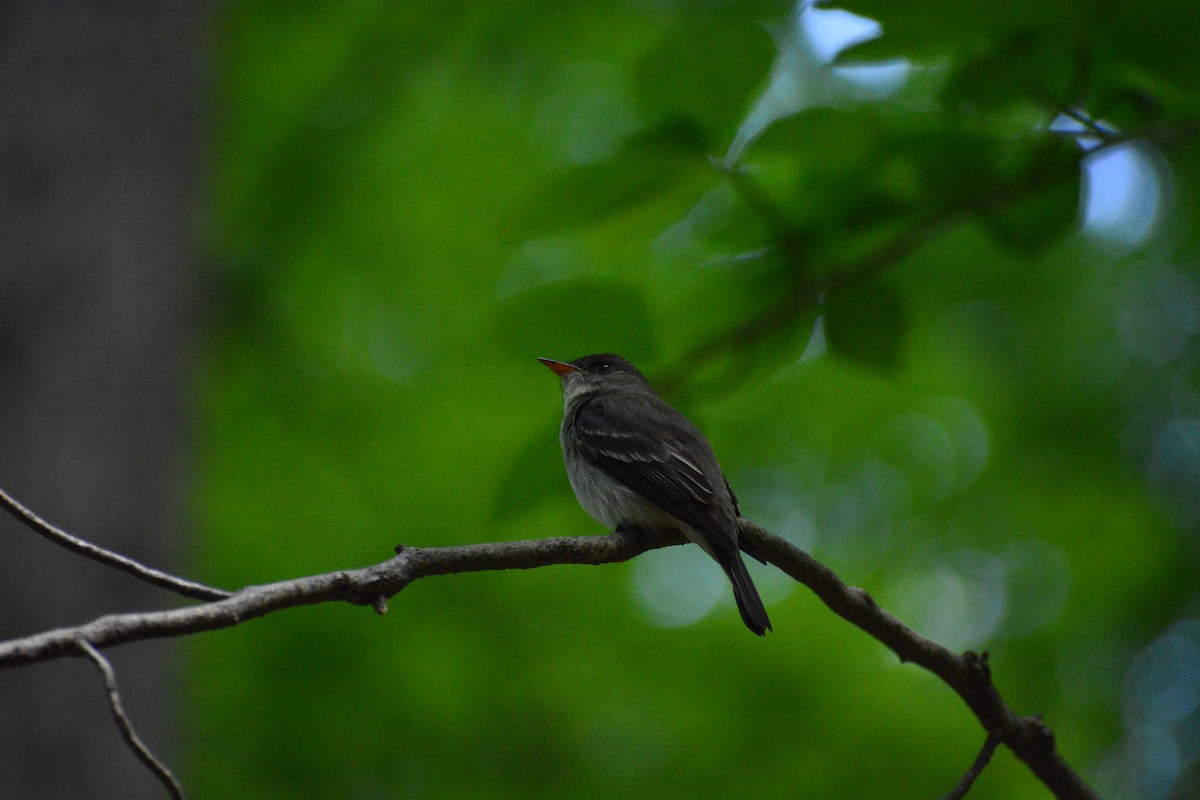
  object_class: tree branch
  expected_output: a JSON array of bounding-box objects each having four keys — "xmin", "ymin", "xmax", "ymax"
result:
[
  {"xmin": 742, "ymin": 521, "xmax": 1099, "ymax": 800},
  {"xmin": 940, "ymin": 731, "xmax": 1002, "ymax": 800},
  {"xmin": 0, "ymin": 527, "xmax": 684, "ymax": 668},
  {"xmin": 0, "ymin": 486, "xmax": 229, "ymax": 602},
  {"xmin": 0, "ymin": 508, "xmax": 1099, "ymax": 799},
  {"xmin": 77, "ymin": 640, "xmax": 186, "ymax": 800}
]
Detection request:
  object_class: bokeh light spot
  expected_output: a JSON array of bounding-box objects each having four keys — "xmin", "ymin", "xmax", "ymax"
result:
[
  {"xmin": 1083, "ymin": 144, "xmax": 1164, "ymax": 247},
  {"xmin": 342, "ymin": 289, "xmax": 435, "ymax": 384},
  {"xmin": 734, "ymin": 466, "xmax": 820, "ymax": 554},
  {"xmin": 890, "ymin": 549, "xmax": 1007, "ymax": 650},
  {"xmin": 496, "ymin": 237, "xmax": 587, "ymax": 299},
  {"xmin": 998, "ymin": 540, "xmax": 1070, "ymax": 637},
  {"xmin": 875, "ymin": 413, "xmax": 956, "ymax": 504},
  {"xmin": 810, "ymin": 458, "xmax": 911, "ymax": 568},
  {"xmin": 631, "ymin": 546, "xmax": 727, "ymax": 629},
  {"xmin": 1113, "ymin": 264, "xmax": 1199, "ymax": 367},
  {"xmin": 1146, "ymin": 418, "xmax": 1200, "ymax": 525},
  {"xmin": 1127, "ymin": 622, "xmax": 1200, "ymax": 726}
]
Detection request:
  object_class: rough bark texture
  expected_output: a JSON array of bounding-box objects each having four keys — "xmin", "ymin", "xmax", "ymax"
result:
[{"xmin": 0, "ymin": 5, "xmax": 207, "ymax": 798}]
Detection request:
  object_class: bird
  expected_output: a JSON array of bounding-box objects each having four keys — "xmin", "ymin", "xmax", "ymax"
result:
[{"xmin": 539, "ymin": 353, "xmax": 772, "ymax": 635}]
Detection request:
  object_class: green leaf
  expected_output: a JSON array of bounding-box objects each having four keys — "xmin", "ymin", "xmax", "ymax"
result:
[
  {"xmin": 836, "ymin": 1, "xmax": 1083, "ymax": 63},
  {"xmin": 518, "ymin": 122, "xmax": 711, "ymax": 235},
  {"xmin": 986, "ymin": 176, "xmax": 1080, "ymax": 253},
  {"xmin": 738, "ymin": 109, "xmax": 903, "ymax": 243},
  {"xmin": 749, "ymin": 107, "xmax": 880, "ymax": 168},
  {"xmin": 985, "ymin": 140, "xmax": 1082, "ymax": 253},
  {"xmin": 688, "ymin": 183, "xmax": 776, "ymax": 255},
  {"xmin": 744, "ymin": 110, "xmax": 971, "ymax": 244},
  {"xmin": 900, "ymin": 123, "xmax": 1007, "ymax": 206},
  {"xmin": 823, "ymin": 281, "xmax": 907, "ymax": 370},
  {"xmin": 634, "ymin": 15, "xmax": 777, "ymax": 146},
  {"xmin": 940, "ymin": 29, "xmax": 1075, "ymax": 116},
  {"xmin": 1098, "ymin": 0, "xmax": 1200, "ymax": 96}
]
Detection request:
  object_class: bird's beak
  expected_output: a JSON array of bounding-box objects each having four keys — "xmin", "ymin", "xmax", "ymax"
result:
[{"xmin": 538, "ymin": 357, "xmax": 578, "ymax": 378}]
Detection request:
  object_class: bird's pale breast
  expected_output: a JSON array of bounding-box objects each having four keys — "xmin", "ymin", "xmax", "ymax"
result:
[{"xmin": 562, "ymin": 426, "xmax": 675, "ymax": 530}]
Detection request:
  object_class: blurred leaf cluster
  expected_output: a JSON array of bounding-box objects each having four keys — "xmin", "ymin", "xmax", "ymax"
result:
[{"xmin": 192, "ymin": 2, "xmax": 1200, "ymax": 798}]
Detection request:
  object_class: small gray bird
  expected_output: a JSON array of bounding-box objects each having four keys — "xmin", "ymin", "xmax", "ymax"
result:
[{"xmin": 539, "ymin": 353, "xmax": 772, "ymax": 635}]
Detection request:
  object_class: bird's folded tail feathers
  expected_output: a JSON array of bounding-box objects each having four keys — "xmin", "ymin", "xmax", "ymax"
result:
[{"xmin": 721, "ymin": 552, "xmax": 772, "ymax": 636}]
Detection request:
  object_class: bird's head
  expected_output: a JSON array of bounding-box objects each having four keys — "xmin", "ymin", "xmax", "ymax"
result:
[{"xmin": 538, "ymin": 353, "xmax": 654, "ymax": 402}]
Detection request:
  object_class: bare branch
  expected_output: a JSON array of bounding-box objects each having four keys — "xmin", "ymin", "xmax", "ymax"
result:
[
  {"xmin": 0, "ymin": 516, "xmax": 1098, "ymax": 799},
  {"xmin": 738, "ymin": 521, "xmax": 1099, "ymax": 800},
  {"xmin": 0, "ymin": 486, "xmax": 229, "ymax": 602},
  {"xmin": 77, "ymin": 640, "xmax": 185, "ymax": 800},
  {"xmin": 940, "ymin": 731, "xmax": 1002, "ymax": 800},
  {"xmin": 0, "ymin": 528, "xmax": 683, "ymax": 668},
  {"xmin": 1046, "ymin": 102, "xmax": 1200, "ymax": 155}
]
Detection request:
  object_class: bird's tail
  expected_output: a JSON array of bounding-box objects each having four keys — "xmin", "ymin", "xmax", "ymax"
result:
[{"xmin": 721, "ymin": 551, "xmax": 772, "ymax": 636}]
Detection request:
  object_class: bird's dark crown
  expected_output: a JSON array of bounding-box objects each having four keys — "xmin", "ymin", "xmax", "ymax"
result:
[
  {"xmin": 570, "ymin": 353, "xmax": 645, "ymax": 378},
  {"xmin": 555, "ymin": 353, "xmax": 656, "ymax": 398}
]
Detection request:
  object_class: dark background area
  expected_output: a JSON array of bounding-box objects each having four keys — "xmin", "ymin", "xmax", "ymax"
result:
[{"xmin": 0, "ymin": 5, "xmax": 206, "ymax": 799}]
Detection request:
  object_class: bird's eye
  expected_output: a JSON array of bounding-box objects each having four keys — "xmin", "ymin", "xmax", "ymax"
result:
[{"xmin": 596, "ymin": 362, "xmax": 612, "ymax": 373}]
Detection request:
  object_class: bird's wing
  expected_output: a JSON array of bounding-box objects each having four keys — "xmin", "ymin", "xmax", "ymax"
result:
[{"xmin": 570, "ymin": 393, "xmax": 723, "ymax": 531}]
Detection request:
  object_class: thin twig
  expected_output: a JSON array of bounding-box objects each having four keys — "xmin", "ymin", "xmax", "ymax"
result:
[
  {"xmin": 940, "ymin": 731, "xmax": 1003, "ymax": 800},
  {"xmin": 1054, "ymin": 106, "xmax": 1119, "ymax": 141},
  {"xmin": 1052, "ymin": 110, "xmax": 1200, "ymax": 158},
  {"xmin": 0, "ymin": 487, "xmax": 229, "ymax": 602},
  {"xmin": 77, "ymin": 639, "xmax": 185, "ymax": 800},
  {"xmin": 657, "ymin": 191, "xmax": 972, "ymax": 396},
  {"xmin": 714, "ymin": 158, "xmax": 807, "ymax": 256},
  {"xmin": 1082, "ymin": 118, "xmax": 1200, "ymax": 157}
]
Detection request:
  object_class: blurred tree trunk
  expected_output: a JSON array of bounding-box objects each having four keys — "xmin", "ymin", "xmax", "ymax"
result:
[{"xmin": 0, "ymin": 5, "xmax": 208, "ymax": 798}]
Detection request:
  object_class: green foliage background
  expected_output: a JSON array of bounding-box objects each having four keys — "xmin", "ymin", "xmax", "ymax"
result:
[{"xmin": 190, "ymin": 2, "xmax": 1200, "ymax": 797}]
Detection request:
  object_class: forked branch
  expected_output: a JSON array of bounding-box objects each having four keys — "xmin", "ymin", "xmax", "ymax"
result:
[{"xmin": 0, "ymin": 488, "xmax": 1099, "ymax": 799}]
